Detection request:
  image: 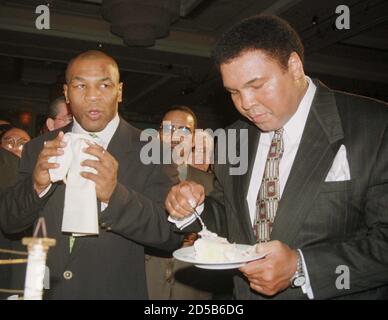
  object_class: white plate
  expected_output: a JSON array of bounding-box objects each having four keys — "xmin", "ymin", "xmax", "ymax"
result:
[{"xmin": 173, "ymin": 244, "xmax": 265, "ymax": 270}]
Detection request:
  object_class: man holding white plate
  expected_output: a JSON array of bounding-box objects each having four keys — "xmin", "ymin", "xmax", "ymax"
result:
[{"xmin": 166, "ymin": 15, "xmax": 388, "ymax": 300}]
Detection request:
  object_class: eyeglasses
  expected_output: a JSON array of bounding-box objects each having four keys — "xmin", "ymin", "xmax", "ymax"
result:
[
  {"xmin": 159, "ymin": 124, "xmax": 192, "ymax": 136},
  {"xmin": 1, "ymin": 136, "xmax": 29, "ymax": 151}
]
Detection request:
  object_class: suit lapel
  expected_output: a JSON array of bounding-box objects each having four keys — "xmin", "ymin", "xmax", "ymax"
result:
[
  {"xmin": 107, "ymin": 118, "xmax": 140, "ymax": 180},
  {"xmin": 270, "ymin": 80, "xmax": 344, "ymax": 245},
  {"xmin": 233, "ymin": 122, "xmax": 260, "ymax": 244}
]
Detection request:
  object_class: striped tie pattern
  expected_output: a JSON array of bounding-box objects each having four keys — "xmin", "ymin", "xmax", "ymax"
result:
[{"xmin": 254, "ymin": 128, "xmax": 284, "ymax": 243}]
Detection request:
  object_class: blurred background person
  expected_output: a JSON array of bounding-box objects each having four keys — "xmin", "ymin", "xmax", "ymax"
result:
[
  {"xmin": 187, "ymin": 130, "xmax": 215, "ymax": 195},
  {"xmin": 189, "ymin": 130, "xmax": 213, "ymax": 173},
  {"xmin": 159, "ymin": 105, "xmax": 196, "ymax": 180},
  {"xmin": 0, "ymin": 122, "xmax": 21, "ymax": 299},
  {"xmin": 1, "ymin": 127, "xmax": 30, "ymax": 158},
  {"xmin": 146, "ymin": 105, "xmax": 232, "ymax": 300},
  {"xmin": 0, "ymin": 146, "xmax": 20, "ymax": 299},
  {"xmin": 45, "ymin": 96, "xmax": 73, "ymax": 131},
  {"xmin": 159, "ymin": 107, "xmax": 215, "ymax": 194}
]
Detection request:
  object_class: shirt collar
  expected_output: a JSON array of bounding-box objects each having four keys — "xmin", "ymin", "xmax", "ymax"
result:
[
  {"xmin": 72, "ymin": 113, "xmax": 120, "ymax": 147},
  {"xmin": 282, "ymin": 76, "xmax": 316, "ymax": 145}
]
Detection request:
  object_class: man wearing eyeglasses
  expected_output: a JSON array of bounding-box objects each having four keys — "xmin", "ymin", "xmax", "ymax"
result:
[
  {"xmin": 159, "ymin": 106, "xmax": 196, "ymax": 177},
  {"xmin": 46, "ymin": 96, "xmax": 73, "ymax": 131},
  {"xmin": 146, "ymin": 106, "xmax": 233, "ymax": 300},
  {"xmin": 1, "ymin": 127, "xmax": 30, "ymax": 158}
]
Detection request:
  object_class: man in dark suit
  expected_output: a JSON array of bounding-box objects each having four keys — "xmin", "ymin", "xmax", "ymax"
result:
[
  {"xmin": 0, "ymin": 147, "xmax": 19, "ymax": 299},
  {"xmin": 0, "ymin": 147, "xmax": 19, "ymax": 188},
  {"xmin": 0, "ymin": 50, "xmax": 180, "ymax": 299},
  {"xmin": 166, "ymin": 15, "xmax": 388, "ymax": 299},
  {"xmin": 146, "ymin": 106, "xmax": 221, "ymax": 300}
]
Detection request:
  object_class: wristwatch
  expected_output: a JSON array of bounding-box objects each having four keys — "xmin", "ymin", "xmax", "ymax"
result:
[{"xmin": 290, "ymin": 250, "xmax": 306, "ymax": 288}]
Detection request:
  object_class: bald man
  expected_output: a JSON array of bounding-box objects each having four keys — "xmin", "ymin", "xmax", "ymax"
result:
[{"xmin": 0, "ymin": 50, "xmax": 180, "ymax": 299}]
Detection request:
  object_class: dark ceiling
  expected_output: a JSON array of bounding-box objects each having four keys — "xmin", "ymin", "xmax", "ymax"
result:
[{"xmin": 0, "ymin": 0, "xmax": 387, "ymax": 134}]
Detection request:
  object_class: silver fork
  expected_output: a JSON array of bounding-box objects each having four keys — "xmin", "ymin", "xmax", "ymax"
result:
[{"xmin": 192, "ymin": 206, "xmax": 207, "ymax": 232}]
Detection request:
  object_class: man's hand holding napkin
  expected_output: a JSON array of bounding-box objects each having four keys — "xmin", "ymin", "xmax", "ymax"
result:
[
  {"xmin": 33, "ymin": 131, "xmax": 66, "ymax": 195},
  {"xmin": 81, "ymin": 141, "xmax": 118, "ymax": 203},
  {"xmin": 35, "ymin": 132, "xmax": 118, "ymax": 236}
]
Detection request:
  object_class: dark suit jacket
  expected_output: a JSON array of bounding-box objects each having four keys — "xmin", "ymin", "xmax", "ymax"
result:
[
  {"xmin": 186, "ymin": 165, "xmax": 214, "ymax": 196},
  {"xmin": 0, "ymin": 148, "xmax": 19, "ymax": 189},
  {"xmin": 145, "ymin": 164, "xmax": 219, "ymax": 300},
  {"xmin": 0, "ymin": 119, "xmax": 180, "ymax": 299},
  {"xmin": 0, "ymin": 148, "xmax": 19, "ymax": 298},
  {"xmin": 186, "ymin": 80, "xmax": 388, "ymax": 300}
]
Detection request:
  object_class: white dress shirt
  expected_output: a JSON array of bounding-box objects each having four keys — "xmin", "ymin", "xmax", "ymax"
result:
[
  {"xmin": 40, "ymin": 113, "xmax": 120, "ymax": 213},
  {"xmin": 246, "ymin": 77, "xmax": 316, "ymax": 299},
  {"xmin": 72, "ymin": 113, "xmax": 120, "ymax": 211},
  {"xmin": 246, "ymin": 77, "xmax": 316, "ymax": 222},
  {"xmin": 71, "ymin": 113, "xmax": 119, "ymax": 149}
]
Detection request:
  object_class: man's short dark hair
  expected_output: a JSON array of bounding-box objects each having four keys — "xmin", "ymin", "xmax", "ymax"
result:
[
  {"xmin": 212, "ymin": 15, "xmax": 304, "ymax": 70},
  {"xmin": 162, "ymin": 105, "xmax": 198, "ymax": 129},
  {"xmin": 48, "ymin": 96, "xmax": 67, "ymax": 119}
]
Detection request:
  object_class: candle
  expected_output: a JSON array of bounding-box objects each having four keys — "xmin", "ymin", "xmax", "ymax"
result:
[{"xmin": 22, "ymin": 238, "xmax": 55, "ymax": 300}]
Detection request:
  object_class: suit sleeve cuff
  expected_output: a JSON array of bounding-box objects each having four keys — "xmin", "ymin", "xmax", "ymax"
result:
[
  {"xmin": 38, "ymin": 184, "xmax": 52, "ymax": 198},
  {"xmin": 168, "ymin": 203, "xmax": 204, "ymax": 229}
]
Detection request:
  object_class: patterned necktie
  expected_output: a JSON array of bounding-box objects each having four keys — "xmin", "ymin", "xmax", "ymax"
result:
[{"xmin": 254, "ymin": 128, "xmax": 284, "ymax": 243}]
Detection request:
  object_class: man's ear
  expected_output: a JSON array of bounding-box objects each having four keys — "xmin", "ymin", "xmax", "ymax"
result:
[
  {"xmin": 118, "ymin": 82, "xmax": 123, "ymax": 103},
  {"xmin": 288, "ymin": 52, "xmax": 304, "ymax": 80},
  {"xmin": 63, "ymin": 84, "xmax": 70, "ymax": 104},
  {"xmin": 46, "ymin": 118, "xmax": 54, "ymax": 131}
]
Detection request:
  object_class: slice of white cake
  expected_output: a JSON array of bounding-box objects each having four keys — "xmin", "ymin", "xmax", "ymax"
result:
[{"xmin": 194, "ymin": 234, "xmax": 237, "ymax": 262}]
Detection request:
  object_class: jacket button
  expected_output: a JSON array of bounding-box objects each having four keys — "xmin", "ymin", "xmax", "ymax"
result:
[{"xmin": 63, "ymin": 270, "xmax": 73, "ymax": 280}]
